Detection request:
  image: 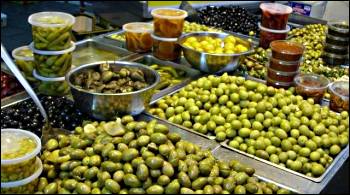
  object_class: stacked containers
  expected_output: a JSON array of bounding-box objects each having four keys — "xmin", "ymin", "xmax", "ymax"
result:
[
  {"xmin": 151, "ymin": 8, "xmax": 187, "ymax": 61},
  {"xmin": 122, "ymin": 22, "xmax": 153, "ymax": 53},
  {"xmin": 28, "ymin": 12, "xmax": 75, "ymax": 95},
  {"xmin": 323, "ymin": 21, "xmax": 349, "ymax": 65},
  {"xmin": 267, "ymin": 40, "xmax": 304, "ymax": 89},
  {"xmin": 11, "ymin": 46, "xmax": 37, "ymax": 84},
  {"xmin": 259, "ymin": 3, "xmax": 292, "ymax": 49},
  {"xmin": 1, "ymin": 129, "xmax": 42, "ymax": 194}
]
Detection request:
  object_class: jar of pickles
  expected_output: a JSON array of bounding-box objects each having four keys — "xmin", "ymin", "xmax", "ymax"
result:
[
  {"xmin": 1, "ymin": 157, "xmax": 42, "ymax": 194},
  {"xmin": 33, "ymin": 70, "xmax": 70, "ymax": 96},
  {"xmin": 122, "ymin": 22, "xmax": 153, "ymax": 53},
  {"xmin": 151, "ymin": 8, "xmax": 188, "ymax": 38},
  {"xmin": 11, "ymin": 46, "xmax": 37, "ymax": 83},
  {"xmin": 151, "ymin": 34, "xmax": 181, "ymax": 61},
  {"xmin": 30, "ymin": 42, "xmax": 75, "ymax": 78},
  {"xmin": 1, "ymin": 129, "xmax": 41, "ymax": 183},
  {"xmin": 329, "ymin": 81, "xmax": 349, "ymax": 112},
  {"xmin": 28, "ymin": 12, "xmax": 75, "ymax": 51}
]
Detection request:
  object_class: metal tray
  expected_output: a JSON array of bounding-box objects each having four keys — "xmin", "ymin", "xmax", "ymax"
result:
[
  {"xmin": 102, "ymin": 30, "xmax": 126, "ymax": 49},
  {"xmin": 73, "ymin": 37, "xmax": 135, "ymax": 67},
  {"xmin": 127, "ymin": 54, "xmax": 202, "ymax": 103}
]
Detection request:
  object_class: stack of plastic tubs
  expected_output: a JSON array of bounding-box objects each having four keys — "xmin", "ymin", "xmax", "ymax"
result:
[
  {"xmin": 28, "ymin": 12, "xmax": 75, "ymax": 96},
  {"xmin": 259, "ymin": 3, "xmax": 292, "ymax": 49},
  {"xmin": 323, "ymin": 21, "xmax": 349, "ymax": 65},
  {"xmin": 1, "ymin": 129, "xmax": 42, "ymax": 194},
  {"xmin": 150, "ymin": 8, "xmax": 187, "ymax": 61},
  {"xmin": 266, "ymin": 40, "xmax": 305, "ymax": 89}
]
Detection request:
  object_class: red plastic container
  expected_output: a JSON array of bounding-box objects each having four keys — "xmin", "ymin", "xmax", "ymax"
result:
[
  {"xmin": 267, "ymin": 66, "xmax": 299, "ymax": 83},
  {"xmin": 260, "ymin": 3, "xmax": 292, "ymax": 30},
  {"xmin": 270, "ymin": 40, "xmax": 304, "ymax": 61},
  {"xmin": 259, "ymin": 23, "xmax": 290, "ymax": 49},
  {"xmin": 269, "ymin": 57, "xmax": 301, "ymax": 72}
]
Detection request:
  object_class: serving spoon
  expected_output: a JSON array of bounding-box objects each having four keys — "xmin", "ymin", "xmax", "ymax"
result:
[{"xmin": 1, "ymin": 43, "xmax": 71, "ymax": 144}]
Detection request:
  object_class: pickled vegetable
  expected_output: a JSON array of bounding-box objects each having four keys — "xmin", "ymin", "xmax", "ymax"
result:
[
  {"xmin": 152, "ymin": 35, "xmax": 181, "ymax": 61},
  {"xmin": 329, "ymin": 81, "xmax": 349, "ymax": 112},
  {"xmin": 151, "ymin": 8, "xmax": 187, "ymax": 38},
  {"xmin": 37, "ymin": 80, "xmax": 70, "ymax": 96},
  {"xmin": 149, "ymin": 64, "xmax": 186, "ymax": 93},
  {"xmin": 71, "ymin": 63, "xmax": 149, "ymax": 93},
  {"xmin": 34, "ymin": 52, "xmax": 72, "ymax": 78},
  {"xmin": 12, "ymin": 46, "xmax": 38, "ymax": 83},
  {"xmin": 1, "ymin": 178, "xmax": 38, "ymax": 194},
  {"xmin": 123, "ymin": 22, "xmax": 153, "ymax": 53}
]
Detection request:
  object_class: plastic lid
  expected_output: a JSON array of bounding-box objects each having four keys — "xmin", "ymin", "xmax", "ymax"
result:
[
  {"xmin": 29, "ymin": 42, "xmax": 75, "ymax": 55},
  {"xmin": 267, "ymin": 78, "xmax": 293, "ymax": 86},
  {"xmin": 11, "ymin": 46, "xmax": 34, "ymax": 61},
  {"xmin": 324, "ymin": 42, "xmax": 349, "ymax": 50},
  {"xmin": 260, "ymin": 3, "xmax": 293, "ymax": 15},
  {"xmin": 32, "ymin": 69, "xmax": 66, "ymax": 81},
  {"xmin": 1, "ymin": 129, "xmax": 41, "ymax": 165},
  {"xmin": 1, "ymin": 157, "xmax": 42, "ymax": 188},
  {"xmin": 326, "ymin": 33, "xmax": 349, "ymax": 42},
  {"xmin": 268, "ymin": 52, "xmax": 303, "ymax": 65},
  {"xmin": 329, "ymin": 80, "xmax": 349, "ymax": 99},
  {"xmin": 258, "ymin": 22, "xmax": 291, "ymax": 33},
  {"xmin": 28, "ymin": 12, "xmax": 75, "ymax": 27},
  {"xmin": 151, "ymin": 33, "xmax": 178, "ymax": 42},
  {"xmin": 323, "ymin": 51, "xmax": 349, "ymax": 59},
  {"xmin": 151, "ymin": 8, "xmax": 188, "ymax": 19},
  {"xmin": 328, "ymin": 21, "xmax": 349, "ymax": 34},
  {"xmin": 294, "ymin": 73, "xmax": 330, "ymax": 90},
  {"xmin": 122, "ymin": 22, "xmax": 153, "ymax": 33},
  {"xmin": 267, "ymin": 66, "xmax": 299, "ymax": 76}
]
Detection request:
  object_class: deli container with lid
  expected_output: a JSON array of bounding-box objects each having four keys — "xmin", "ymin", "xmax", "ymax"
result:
[
  {"xmin": 323, "ymin": 43, "xmax": 349, "ymax": 55},
  {"xmin": 152, "ymin": 34, "xmax": 181, "ymax": 61},
  {"xmin": 28, "ymin": 12, "xmax": 75, "ymax": 51},
  {"xmin": 266, "ymin": 78, "xmax": 293, "ymax": 89},
  {"xmin": 1, "ymin": 157, "xmax": 42, "ymax": 194},
  {"xmin": 33, "ymin": 70, "xmax": 70, "ymax": 96},
  {"xmin": 267, "ymin": 66, "xmax": 299, "ymax": 83},
  {"xmin": 322, "ymin": 52, "xmax": 349, "ymax": 66},
  {"xmin": 270, "ymin": 40, "xmax": 304, "ymax": 61},
  {"xmin": 30, "ymin": 42, "xmax": 75, "ymax": 78},
  {"xmin": 123, "ymin": 22, "xmax": 153, "ymax": 53},
  {"xmin": 269, "ymin": 57, "xmax": 302, "ymax": 72},
  {"xmin": 326, "ymin": 34, "xmax": 349, "ymax": 46},
  {"xmin": 11, "ymin": 45, "xmax": 37, "ymax": 83},
  {"xmin": 1, "ymin": 129, "xmax": 41, "ymax": 182},
  {"xmin": 294, "ymin": 73, "xmax": 330, "ymax": 103},
  {"xmin": 259, "ymin": 23, "xmax": 290, "ymax": 49},
  {"xmin": 260, "ymin": 3, "xmax": 292, "ymax": 30},
  {"xmin": 327, "ymin": 21, "xmax": 349, "ymax": 38},
  {"xmin": 151, "ymin": 8, "xmax": 188, "ymax": 38},
  {"xmin": 329, "ymin": 80, "xmax": 349, "ymax": 112}
]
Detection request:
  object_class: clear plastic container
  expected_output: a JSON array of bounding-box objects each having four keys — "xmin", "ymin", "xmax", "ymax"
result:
[
  {"xmin": 1, "ymin": 157, "xmax": 42, "ymax": 194},
  {"xmin": 259, "ymin": 23, "xmax": 290, "ymax": 49},
  {"xmin": 152, "ymin": 34, "xmax": 181, "ymax": 61},
  {"xmin": 151, "ymin": 8, "xmax": 188, "ymax": 38},
  {"xmin": 322, "ymin": 51, "xmax": 349, "ymax": 66},
  {"xmin": 327, "ymin": 21, "xmax": 349, "ymax": 38},
  {"xmin": 270, "ymin": 40, "xmax": 304, "ymax": 61},
  {"xmin": 123, "ymin": 22, "xmax": 153, "ymax": 53},
  {"xmin": 266, "ymin": 78, "xmax": 294, "ymax": 89},
  {"xmin": 28, "ymin": 12, "xmax": 75, "ymax": 51},
  {"xmin": 11, "ymin": 46, "xmax": 37, "ymax": 83},
  {"xmin": 1, "ymin": 129, "xmax": 41, "ymax": 182},
  {"xmin": 323, "ymin": 43, "xmax": 349, "ymax": 55},
  {"xmin": 329, "ymin": 81, "xmax": 349, "ymax": 112},
  {"xmin": 294, "ymin": 73, "xmax": 330, "ymax": 103},
  {"xmin": 267, "ymin": 66, "xmax": 299, "ymax": 83},
  {"xmin": 260, "ymin": 3, "xmax": 292, "ymax": 30},
  {"xmin": 326, "ymin": 34, "xmax": 349, "ymax": 46},
  {"xmin": 33, "ymin": 70, "xmax": 70, "ymax": 96},
  {"xmin": 269, "ymin": 57, "xmax": 301, "ymax": 72},
  {"xmin": 30, "ymin": 42, "xmax": 75, "ymax": 78}
]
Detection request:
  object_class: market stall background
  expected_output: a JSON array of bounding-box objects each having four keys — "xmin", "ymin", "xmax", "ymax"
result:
[{"xmin": 1, "ymin": 1, "xmax": 349, "ymax": 194}]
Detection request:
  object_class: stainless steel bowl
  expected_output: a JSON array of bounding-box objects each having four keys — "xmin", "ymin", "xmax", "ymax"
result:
[
  {"xmin": 178, "ymin": 32, "xmax": 255, "ymax": 73},
  {"xmin": 66, "ymin": 61, "xmax": 160, "ymax": 120}
]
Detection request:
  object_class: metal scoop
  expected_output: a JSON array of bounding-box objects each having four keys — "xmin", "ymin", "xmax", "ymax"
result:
[{"xmin": 1, "ymin": 43, "xmax": 71, "ymax": 144}]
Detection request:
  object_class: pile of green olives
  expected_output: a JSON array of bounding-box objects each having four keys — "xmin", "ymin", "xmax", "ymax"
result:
[
  {"xmin": 149, "ymin": 73, "xmax": 349, "ymax": 177},
  {"xmin": 35, "ymin": 115, "xmax": 290, "ymax": 194}
]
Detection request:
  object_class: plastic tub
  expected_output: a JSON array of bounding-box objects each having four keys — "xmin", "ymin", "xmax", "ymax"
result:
[
  {"xmin": 28, "ymin": 12, "xmax": 75, "ymax": 51},
  {"xmin": 1, "ymin": 157, "xmax": 42, "ymax": 194},
  {"xmin": 33, "ymin": 70, "xmax": 70, "ymax": 96},
  {"xmin": 326, "ymin": 34, "xmax": 349, "ymax": 46},
  {"xmin": 30, "ymin": 42, "xmax": 75, "ymax": 78},
  {"xmin": 151, "ymin": 8, "xmax": 188, "ymax": 38},
  {"xmin": 11, "ymin": 46, "xmax": 37, "ymax": 83},
  {"xmin": 322, "ymin": 52, "xmax": 349, "ymax": 66},
  {"xmin": 267, "ymin": 66, "xmax": 299, "ymax": 83},
  {"xmin": 123, "ymin": 22, "xmax": 153, "ymax": 53},
  {"xmin": 329, "ymin": 81, "xmax": 349, "ymax": 112},
  {"xmin": 259, "ymin": 23, "xmax": 290, "ymax": 49},
  {"xmin": 294, "ymin": 73, "xmax": 330, "ymax": 103},
  {"xmin": 323, "ymin": 43, "xmax": 349, "ymax": 55},
  {"xmin": 152, "ymin": 34, "xmax": 181, "ymax": 61},
  {"xmin": 1, "ymin": 129, "xmax": 41, "ymax": 182},
  {"xmin": 268, "ymin": 56, "xmax": 302, "ymax": 72},
  {"xmin": 327, "ymin": 21, "xmax": 349, "ymax": 38},
  {"xmin": 260, "ymin": 3, "xmax": 292, "ymax": 30},
  {"xmin": 266, "ymin": 78, "xmax": 293, "ymax": 89},
  {"xmin": 270, "ymin": 40, "xmax": 304, "ymax": 61}
]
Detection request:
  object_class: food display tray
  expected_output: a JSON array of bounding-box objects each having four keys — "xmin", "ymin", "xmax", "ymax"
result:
[
  {"xmin": 145, "ymin": 74, "xmax": 349, "ymax": 185},
  {"xmin": 102, "ymin": 30, "xmax": 126, "ymax": 49},
  {"xmin": 127, "ymin": 54, "xmax": 202, "ymax": 103}
]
